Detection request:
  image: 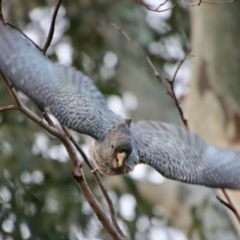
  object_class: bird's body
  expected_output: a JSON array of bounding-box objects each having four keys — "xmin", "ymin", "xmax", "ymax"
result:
[{"xmin": 0, "ymin": 22, "xmax": 240, "ymax": 189}]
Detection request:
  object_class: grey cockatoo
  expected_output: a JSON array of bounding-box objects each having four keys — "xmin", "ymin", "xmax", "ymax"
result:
[{"xmin": 0, "ymin": 22, "xmax": 240, "ymax": 189}]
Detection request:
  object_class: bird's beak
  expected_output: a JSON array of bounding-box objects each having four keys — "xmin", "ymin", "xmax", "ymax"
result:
[{"xmin": 116, "ymin": 152, "xmax": 127, "ymax": 167}]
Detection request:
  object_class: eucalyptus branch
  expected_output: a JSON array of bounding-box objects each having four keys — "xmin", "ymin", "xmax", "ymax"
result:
[
  {"xmin": 179, "ymin": 0, "xmax": 236, "ymax": 6},
  {"xmin": 111, "ymin": 23, "xmax": 240, "ymax": 225},
  {"xmin": 166, "ymin": 49, "xmax": 192, "ymax": 129},
  {"xmin": 61, "ymin": 125, "xmax": 126, "ymax": 239},
  {"xmin": 6, "ymin": 23, "xmax": 42, "ymax": 51},
  {"xmin": 136, "ymin": 0, "xmax": 236, "ymax": 12},
  {"xmin": 0, "ymin": 1, "xmax": 124, "ymax": 239},
  {"xmin": 40, "ymin": 1, "xmax": 124, "ymax": 237},
  {"xmin": 43, "ymin": 0, "xmax": 62, "ymax": 53},
  {"xmin": 0, "ymin": 104, "xmax": 18, "ymax": 112},
  {"xmin": 219, "ymin": 189, "xmax": 240, "ymax": 223},
  {"xmin": 0, "ymin": 4, "xmax": 41, "ymax": 50},
  {"xmin": 0, "ymin": 71, "xmax": 124, "ymax": 240},
  {"xmin": 111, "ymin": 23, "xmax": 188, "ymax": 128},
  {"xmin": 136, "ymin": 0, "xmax": 178, "ymax": 12},
  {"xmin": 110, "ymin": 23, "xmax": 171, "ymax": 96}
]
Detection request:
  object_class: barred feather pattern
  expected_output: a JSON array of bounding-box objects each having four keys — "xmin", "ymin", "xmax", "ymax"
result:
[
  {"xmin": 0, "ymin": 23, "xmax": 120, "ymax": 139},
  {"xmin": 132, "ymin": 121, "xmax": 240, "ymax": 189},
  {"xmin": 1, "ymin": 23, "xmax": 240, "ymax": 189}
]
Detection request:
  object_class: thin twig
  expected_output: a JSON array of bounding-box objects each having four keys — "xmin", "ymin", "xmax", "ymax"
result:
[
  {"xmin": 0, "ymin": 3, "xmax": 41, "ymax": 51},
  {"xmin": 171, "ymin": 50, "xmax": 191, "ymax": 84},
  {"xmin": 111, "ymin": 23, "xmax": 240, "ymax": 226},
  {"xmin": 166, "ymin": 50, "xmax": 192, "ymax": 129},
  {"xmin": 0, "ymin": 1, "xmax": 124, "ymax": 238},
  {"xmin": 41, "ymin": 1, "xmax": 124, "ymax": 236},
  {"xmin": 156, "ymin": 0, "xmax": 170, "ymax": 10},
  {"xmin": 7, "ymin": 23, "xmax": 42, "ymax": 51},
  {"xmin": 111, "ymin": 23, "xmax": 189, "ymax": 128},
  {"xmin": 216, "ymin": 196, "xmax": 235, "ymax": 212},
  {"xmin": 179, "ymin": 0, "xmax": 236, "ymax": 6},
  {"xmin": 0, "ymin": 104, "xmax": 18, "ymax": 112},
  {"xmin": 1, "ymin": 75, "xmax": 21, "ymax": 106},
  {"xmin": 43, "ymin": 0, "xmax": 62, "ymax": 53},
  {"xmin": 61, "ymin": 125, "xmax": 94, "ymax": 169},
  {"xmin": 220, "ymin": 189, "xmax": 240, "ymax": 223},
  {"xmin": 110, "ymin": 23, "xmax": 171, "ymax": 97},
  {"xmin": 200, "ymin": 0, "xmax": 237, "ymax": 4},
  {"xmin": 61, "ymin": 125, "xmax": 126, "ymax": 239},
  {"xmin": 41, "ymin": 1, "xmax": 124, "ymax": 237},
  {"xmin": 136, "ymin": 0, "xmax": 237, "ymax": 12},
  {"xmin": 136, "ymin": 0, "xmax": 178, "ymax": 12},
  {"xmin": 0, "ymin": 70, "xmax": 123, "ymax": 240}
]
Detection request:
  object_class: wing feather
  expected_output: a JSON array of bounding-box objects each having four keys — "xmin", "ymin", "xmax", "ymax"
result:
[
  {"xmin": 132, "ymin": 121, "xmax": 240, "ymax": 189},
  {"xmin": 0, "ymin": 23, "xmax": 121, "ymax": 139}
]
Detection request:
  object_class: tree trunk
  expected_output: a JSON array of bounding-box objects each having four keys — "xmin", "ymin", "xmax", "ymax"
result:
[{"xmin": 185, "ymin": 2, "xmax": 240, "ymax": 235}]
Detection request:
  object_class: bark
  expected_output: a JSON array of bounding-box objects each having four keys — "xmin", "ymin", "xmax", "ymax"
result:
[
  {"xmin": 108, "ymin": 7, "xmax": 240, "ymax": 236},
  {"xmin": 185, "ymin": 2, "xmax": 240, "ymax": 235},
  {"xmin": 109, "ymin": 4, "xmax": 240, "ymax": 239}
]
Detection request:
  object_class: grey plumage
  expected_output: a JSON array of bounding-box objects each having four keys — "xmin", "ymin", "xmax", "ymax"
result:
[{"xmin": 0, "ymin": 23, "xmax": 240, "ymax": 189}]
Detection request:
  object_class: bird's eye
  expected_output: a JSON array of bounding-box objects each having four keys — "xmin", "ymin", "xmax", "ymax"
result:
[
  {"xmin": 111, "ymin": 145, "xmax": 114, "ymax": 149},
  {"xmin": 119, "ymin": 148, "xmax": 130, "ymax": 154}
]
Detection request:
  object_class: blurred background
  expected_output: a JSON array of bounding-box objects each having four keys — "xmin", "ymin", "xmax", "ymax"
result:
[{"xmin": 0, "ymin": 0, "xmax": 240, "ymax": 239}]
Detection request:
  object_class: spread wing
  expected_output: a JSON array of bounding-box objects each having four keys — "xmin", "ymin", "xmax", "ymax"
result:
[
  {"xmin": 0, "ymin": 23, "xmax": 121, "ymax": 139},
  {"xmin": 131, "ymin": 121, "xmax": 240, "ymax": 189}
]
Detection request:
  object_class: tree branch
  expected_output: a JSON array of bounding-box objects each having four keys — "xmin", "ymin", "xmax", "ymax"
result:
[
  {"xmin": 135, "ymin": 0, "xmax": 237, "ymax": 12},
  {"xmin": 42, "ymin": 0, "xmax": 62, "ymax": 53},
  {"xmin": 111, "ymin": 23, "xmax": 189, "ymax": 128},
  {"xmin": 7, "ymin": 23, "xmax": 42, "ymax": 51},
  {"xmin": 166, "ymin": 49, "xmax": 192, "ymax": 129},
  {"xmin": 111, "ymin": 22, "xmax": 240, "ymax": 226},
  {"xmin": 61, "ymin": 125, "xmax": 126, "ymax": 239},
  {"xmin": 0, "ymin": 72, "xmax": 124, "ymax": 240},
  {"xmin": 40, "ymin": 1, "xmax": 125, "ymax": 237},
  {"xmin": 0, "ymin": 1, "xmax": 124, "ymax": 239},
  {"xmin": 0, "ymin": 104, "xmax": 18, "ymax": 112},
  {"xmin": 136, "ymin": 0, "xmax": 178, "ymax": 12},
  {"xmin": 219, "ymin": 189, "xmax": 240, "ymax": 223}
]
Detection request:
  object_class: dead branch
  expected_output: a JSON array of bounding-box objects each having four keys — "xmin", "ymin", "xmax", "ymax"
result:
[
  {"xmin": 166, "ymin": 49, "xmax": 192, "ymax": 129},
  {"xmin": 0, "ymin": 70, "xmax": 124, "ymax": 240},
  {"xmin": 0, "ymin": 104, "xmax": 18, "ymax": 112},
  {"xmin": 43, "ymin": 0, "xmax": 62, "ymax": 53},
  {"xmin": 111, "ymin": 23, "xmax": 188, "ymax": 128},
  {"xmin": 218, "ymin": 189, "xmax": 240, "ymax": 223},
  {"xmin": 136, "ymin": 0, "xmax": 237, "ymax": 12},
  {"xmin": 61, "ymin": 125, "xmax": 126, "ymax": 239},
  {"xmin": 0, "ymin": 1, "xmax": 124, "ymax": 239},
  {"xmin": 179, "ymin": 0, "xmax": 237, "ymax": 6},
  {"xmin": 41, "ymin": 1, "xmax": 124, "ymax": 237},
  {"xmin": 111, "ymin": 22, "xmax": 240, "ymax": 226},
  {"xmin": 136, "ymin": 0, "xmax": 178, "ymax": 12}
]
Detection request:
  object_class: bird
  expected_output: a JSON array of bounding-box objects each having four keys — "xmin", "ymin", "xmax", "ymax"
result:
[{"xmin": 0, "ymin": 22, "xmax": 240, "ymax": 189}]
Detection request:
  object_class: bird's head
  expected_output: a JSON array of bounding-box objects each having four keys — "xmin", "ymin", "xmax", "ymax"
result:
[{"xmin": 89, "ymin": 119, "xmax": 138, "ymax": 175}]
